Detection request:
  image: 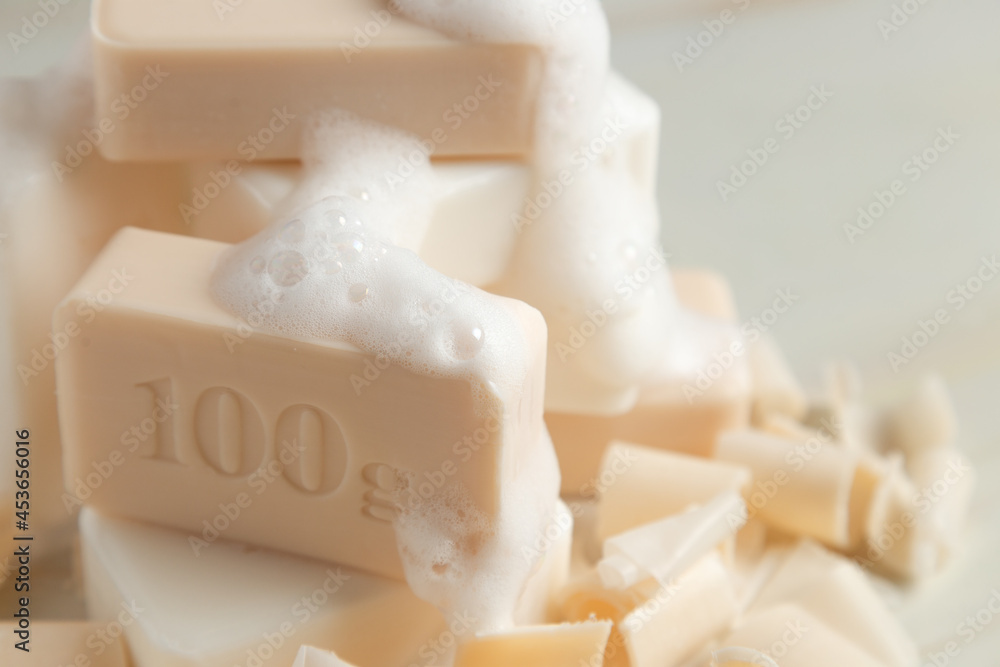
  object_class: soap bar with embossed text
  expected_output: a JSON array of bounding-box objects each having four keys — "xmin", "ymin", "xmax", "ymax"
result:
[
  {"xmin": 91, "ymin": 0, "xmax": 543, "ymax": 161},
  {"xmin": 54, "ymin": 227, "xmax": 548, "ymax": 580}
]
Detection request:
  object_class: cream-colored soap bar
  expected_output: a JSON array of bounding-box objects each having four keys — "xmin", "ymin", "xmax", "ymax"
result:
[
  {"xmin": 720, "ymin": 604, "xmax": 885, "ymax": 667},
  {"xmin": 751, "ymin": 540, "xmax": 918, "ymax": 667},
  {"xmin": 548, "ymin": 270, "xmax": 751, "ymax": 495},
  {"xmin": 80, "ymin": 508, "xmax": 445, "ymax": 667},
  {"xmin": 184, "ymin": 160, "xmax": 531, "ymax": 287},
  {"xmin": 595, "ymin": 442, "xmax": 750, "ymax": 541},
  {"xmin": 715, "ymin": 429, "xmax": 856, "ymax": 548},
  {"xmin": 419, "ymin": 161, "xmax": 531, "ymax": 287},
  {"xmin": 0, "ymin": 621, "xmax": 128, "ymax": 666},
  {"xmin": 91, "ymin": 0, "xmax": 543, "ymax": 161},
  {"xmin": 454, "ymin": 621, "xmax": 613, "ymax": 667},
  {"xmin": 55, "ymin": 228, "xmax": 547, "ymax": 580},
  {"xmin": 0, "ymin": 100, "xmax": 189, "ymax": 557}
]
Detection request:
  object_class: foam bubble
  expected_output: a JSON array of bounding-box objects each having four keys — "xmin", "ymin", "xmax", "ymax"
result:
[
  {"xmin": 210, "ymin": 112, "xmax": 560, "ymax": 632},
  {"xmin": 394, "ymin": 0, "xmax": 713, "ymax": 411}
]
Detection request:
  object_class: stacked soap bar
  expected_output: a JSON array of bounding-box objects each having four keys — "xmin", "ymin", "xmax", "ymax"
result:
[
  {"xmin": 0, "ymin": 0, "xmax": 977, "ymax": 664},
  {"xmin": 0, "ymin": 74, "xmax": 191, "ymax": 560},
  {"xmin": 90, "ymin": 0, "xmax": 543, "ymax": 161}
]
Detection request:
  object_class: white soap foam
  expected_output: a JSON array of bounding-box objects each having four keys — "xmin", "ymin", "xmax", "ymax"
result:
[
  {"xmin": 210, "ymin": 111, "xmax": 559, "ymax": 632},
  {"xmin": 211, "ymin": 112, "xmax": 527, "ymax": 411},
  {"xmin": 392, "ymin": 430, "xmax": 561, "ymax": 632},
  {"xmin": 394, "ymin": 0, "xmax": 730, "ymax": 410},
  {"xmin": 274, "ymin": 110, "xmax": 437, "ymax": 253}
]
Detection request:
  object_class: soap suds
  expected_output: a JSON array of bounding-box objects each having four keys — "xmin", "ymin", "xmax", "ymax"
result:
[
  {"xmin": 395, "ymin": 0, "xmax": 738, "ymax": 412},
  {"xmin": 211, "ymin": 111, "xmax": 560, "ymax": 633},
  {"xmin": 211, "ymin": 112, "xmax": 527, "ymax": 408},
  {"xmin": 392, "ymin": 430, "xmax": 561, "ymax": 631}
]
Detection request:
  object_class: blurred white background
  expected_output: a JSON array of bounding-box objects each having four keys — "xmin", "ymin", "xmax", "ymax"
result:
[{"xmin": 2, "ymin": 0, "xmax": 998, "ymax": 663}]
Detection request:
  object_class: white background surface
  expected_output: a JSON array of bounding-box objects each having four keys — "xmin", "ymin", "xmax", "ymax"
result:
[{"xmin": 1, "ymin": 0, "xmax": 998, "ymax": 663}]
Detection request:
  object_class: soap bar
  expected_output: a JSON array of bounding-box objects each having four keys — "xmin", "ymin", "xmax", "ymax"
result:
[
  {"xmin": 0, "ymin": 621, "xmax": 128, "ymax": 666},
  {"xmin": 183, "ymin": 159, "xmax": 532, "ymax": 287},
  {"xmin": 595, "ymin": 442, "xmax": 751, "ymax": 541},
  {"xmin": 55, "ymin": 227, "xmax": 548, "ymax": 579},
  {"xmin": 715, "ymin": 429, "xmax": 856, "ymax": 548},
  {"xmin": 91, "ymin": 0, "xmax": 544, "ymax": 161},
  {"xmin": 453, "ymin": 621, "xmax": 613, "ymax": 667},
  {"xmin": 720, "ymin": 604, "xmax": 885, "ymax": 667},
  {"xmin": 0, "ymin": 107, "xmax": 188, "ymax": 555},
  {"xmin": 751, "ymin": 540, "xmax": 918, "ymax": 667},
  {"xmin": 79, "ymin": 508, "xmax": 445, "ymax": 667},
  {"xmin": 547, "ymin": 270, "xmax": 751, "ymax": 495}
]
